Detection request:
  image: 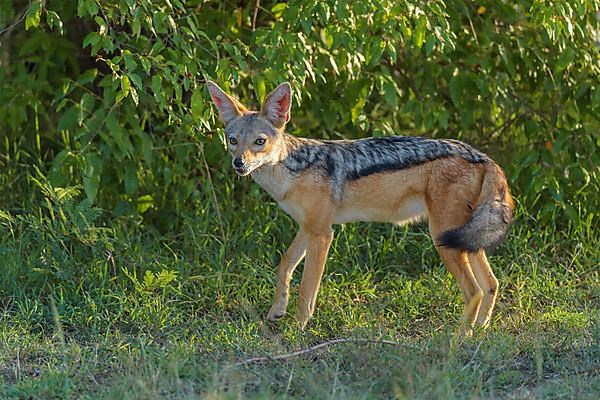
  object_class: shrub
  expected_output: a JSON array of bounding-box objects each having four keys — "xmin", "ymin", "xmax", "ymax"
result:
[{"xmin": 0, "ymin": 0, "xmax": 598, "ymax": 228}]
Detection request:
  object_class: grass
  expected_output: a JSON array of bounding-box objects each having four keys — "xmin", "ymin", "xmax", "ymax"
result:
[{"xmin": 0, "ymin": 170, "xmax": 598, "ymax": 399}]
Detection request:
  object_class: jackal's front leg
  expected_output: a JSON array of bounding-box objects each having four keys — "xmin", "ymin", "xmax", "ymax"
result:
[
  {"xmin": 296, "ymin": 229, "xmax": 334, "ymax": 329},
  {"xmin": 266, "ymin": 230, "xmax": 307, "ymax": 322}
]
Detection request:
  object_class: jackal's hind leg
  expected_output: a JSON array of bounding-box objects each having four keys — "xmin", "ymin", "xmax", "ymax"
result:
[
  {"xmin": 435, "ymin": 246, "xmax": 483, "ymax": 336},
  {"xmin": 469, "ymin": 250, "xmax": 498, "ymax": 328}
]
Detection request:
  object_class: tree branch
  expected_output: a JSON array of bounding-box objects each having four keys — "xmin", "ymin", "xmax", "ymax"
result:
[
  {"xmin": 237, "ymin": 338, "xmax": 411, "ymax": 365},
  {"xmin": 252, "ymin": 0, "xmax": 260, "ymax": 32},
  {"xmin": 0, "ymin": 1, "xmax": 33, "ymax": 36}
]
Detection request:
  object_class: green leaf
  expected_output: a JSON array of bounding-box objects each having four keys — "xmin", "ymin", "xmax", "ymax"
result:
[
  {"xmin": 78, "ymin": 68, "xmax": 98, "ymax": 85},
  {"xmin": 83, "ymin": 176, "xmax": 100, "ymax": 204},
  {"xmin": 137, "ymin": 195, "xmax": 154, "ymax": 213},
  {"xmin": 424, "ymin": 108, "xmax": 436, "ymax": 130},
  {"xmin": 190, "ymin": 89, "xmax": 205, "ymax": 120},
  {"xmin": 499, "ymin": 45, "xmax": 516, "ymax": 77},
  {"xmin": 382, "ymin": 81, "xmax": 397, "ymax": 107},
  {"xmin": 564, "ymin": 204, "xmax": 579, "ymax": 223},
  {"xmin": 115, "ymin": 90, "xmax": 125, "ymax": 104},
  {"xmin": 336, "ymin": 0, "xmax": 348, "ymax": 19},
  {"xmin": 386, "ymin": 42, "xmax": 397, "ymax": 63},
  {"xmin": 124, "ymin": 53, "xmax": 138, "ymax": 72},
  {"xmin": 140, "ymin": 132, "xmax": 153, "ymax": 163},
  {"xmin": 57, "ymin": 106, "xmax": 80, "ymax": 131},
  {"xmin": 555, "ymin": 47, "xmax": 575, "ymax": 73},
  {"xmin": 106, "ymin": 114, "xmax": 133, "ymax": 157},
  {"xmin": 151, "ymin": 75, "xmax": 162, "ymax": 96},
  {"xmin": 592, "ymin": 86, "xmax": 600, "ymax": 106},
  {"xmin": 438, "ymin": 109, "xmax": 449, "ymax": 129},
  {"xmin": 272, "ymin": 3, "xmax": 287, "ymax": 13},
  {"xmin": 140, "ymin": 57, "xmax": 151, "ymax": 73},
  {"xmin": 83, "ymin": 32, "xmax": 101, "ymax": 48},
  {"xmin": 132, "ymin": 18, "xmax": 141, "ymax": 37},
  {"xmin": 322, "ymin": 109, "xmax": 337, "ymax": 130},
  {"xmin": 77, "ymin": 1, "xmax": 87, "ymax": 17},
  {"xmin": 83, "ymin": 152, "xmax": 102, "ymax": 204},
  {"xmin": 121, "ymin": 76, "xmax": 131, "ymax": 97},
  {"xmin": 129, "ymin": 73, "xmax": 143, "ymax": 91},
  {"xmin": 412, "ymin": 15, "xmax": 427, "ymax": 48},
  {"xmin": 252, "ymin": 76, "xmax": 267, "ymax": 103},
  {"xmin": 46, "ymin": 10, "xmax": 63, "ymax": 35},
  {"xmin": 80, "ymin": 93, "xmax": 95, "ymax": 116},
  {"xmin": 300, "ymin": 18, "xmax": 312, "ymax": 34},
  {"xmin": 368, "ymin": 38, "xmax": 385, "ymax": 66},
  {"xmin": 86, "ymin": 0, "xmax": 99, "ymax": 16},
  {"xmin": 424, "ymin": 35, "xmax": 436, "ymax": 55},
  {"xmin": 320, "ymin": 27, "xmax": 334, "ymax": 49},
  {"xmin": 25, "ymin": 1, "xmax": 42, "ymax": 30}
]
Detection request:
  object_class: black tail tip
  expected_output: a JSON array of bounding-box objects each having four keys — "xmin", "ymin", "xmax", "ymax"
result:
[{"xmin": 436, "ymin": 229, "xmax": 480, "ymax": 253}]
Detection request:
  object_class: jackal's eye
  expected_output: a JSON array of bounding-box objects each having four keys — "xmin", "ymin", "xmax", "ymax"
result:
[
  {"xmin": 229, "ymin": 137, "xmax": 237, "ymax": 146},
  {"xmin": 255, "ymin": 138, "xmax": 266, "ymax": 146}
]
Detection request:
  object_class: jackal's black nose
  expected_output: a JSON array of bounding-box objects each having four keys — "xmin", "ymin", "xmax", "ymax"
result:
[{"xmin": 233, "ymin": 158, "xmax": 245, "ymax": 168}]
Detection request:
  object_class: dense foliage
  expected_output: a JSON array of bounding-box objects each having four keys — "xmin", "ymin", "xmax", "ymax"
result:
[{"xmin": 1, "ymin": 0, "xmax": 599, "ymax": 227}]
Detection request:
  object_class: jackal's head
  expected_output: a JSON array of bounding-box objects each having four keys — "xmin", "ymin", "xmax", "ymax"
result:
[{"xmin": 206, "ymin": 81, "xmax": 292, "ymax": 176}]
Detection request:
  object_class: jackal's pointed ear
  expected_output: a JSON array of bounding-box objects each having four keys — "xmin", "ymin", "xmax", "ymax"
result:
[
  {"xmin": 260, "ymin": 82, "xmax": 292, "ymax": 129},
  {"xmin": 206, "ymin": 81, "xmax": 247, "ymax": 125}
]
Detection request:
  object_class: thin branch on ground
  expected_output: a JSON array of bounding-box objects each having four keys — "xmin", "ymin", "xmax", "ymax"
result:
[{"xmin": 237, "ymin": 338, "xmax": 411, "ymax": 365}]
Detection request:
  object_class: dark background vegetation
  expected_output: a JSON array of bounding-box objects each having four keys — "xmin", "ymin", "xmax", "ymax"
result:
[
  {"xmin": 1, "ymin": 0, "xmax": 598, "ymax": 225},
  {"xmin": 0, "ymin": 0, "xmax": 598, "ymax": 398}
]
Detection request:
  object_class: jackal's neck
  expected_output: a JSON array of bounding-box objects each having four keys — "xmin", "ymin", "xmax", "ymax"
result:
[
  {"xmin": 249, "ymin": 132, "xmax": 305, "ymax": 201},
  {"xmin": 261, "ymin": 132, "xmax": 306, "ymax": 165},
  {"xmin": 277, "ymin": 133, "xmax": 315, "ymax": 162}
]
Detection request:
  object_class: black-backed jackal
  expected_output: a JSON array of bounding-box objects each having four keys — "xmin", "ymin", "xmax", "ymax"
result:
[{"xmin": 207, "ymin": 81, "xmax": 514, "ymax": 335}]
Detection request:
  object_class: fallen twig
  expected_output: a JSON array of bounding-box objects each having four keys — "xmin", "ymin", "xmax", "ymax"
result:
[{"xmin": 237, "ymin": 338, "xmax": 409, "ymax": 365}]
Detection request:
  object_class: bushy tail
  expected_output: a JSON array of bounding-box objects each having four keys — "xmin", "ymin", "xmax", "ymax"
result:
[{"xmin": 438, "ymin": 163, "xmax": 514, "ymax": 252}]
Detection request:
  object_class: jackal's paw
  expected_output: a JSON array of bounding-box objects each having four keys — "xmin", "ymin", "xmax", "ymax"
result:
[
  {"xmin": 266, "ymin": 306, "xmax": 286, "ymax": 322},
  {"xmin": 295, "ymin": 308, "xmax": 311, "ymax": 330},
  {"xmin": 459, "ymin": 324, "xmax": 474, "ymax": 337},
  {"xmin": 296, "ymin": 315, "xmax": 309, "ymax": 330}
]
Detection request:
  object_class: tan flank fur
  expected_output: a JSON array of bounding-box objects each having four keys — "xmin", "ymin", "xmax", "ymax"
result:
[{"xmin": 207, "ymin": 80, "xmax": 514, "ymax": 335}]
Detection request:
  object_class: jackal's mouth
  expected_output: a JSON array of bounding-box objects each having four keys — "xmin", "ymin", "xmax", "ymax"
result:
[{"xmin": 234, "ymin": 167, "xmax": 252, "ymax": 176}]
